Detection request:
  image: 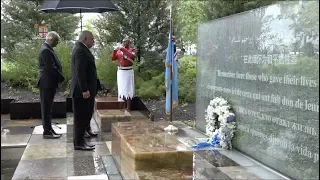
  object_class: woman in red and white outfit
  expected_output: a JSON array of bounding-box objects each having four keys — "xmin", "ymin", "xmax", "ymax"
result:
[{"xmin": 110, "ymin": 38, "xmax": 136, "ymax": 111}]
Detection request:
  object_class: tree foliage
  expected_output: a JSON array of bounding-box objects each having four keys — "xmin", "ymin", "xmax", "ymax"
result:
[
  {"xmin": 173, "ymin": 0, "xmax": 277, "ymax": 44},
  {"xmin": 92, "ymin": 0, "xmax": 170, "ymax": 67},
  {"xmin": 1, "ymin": 0, "xmax": 79, "ymax": 58}
]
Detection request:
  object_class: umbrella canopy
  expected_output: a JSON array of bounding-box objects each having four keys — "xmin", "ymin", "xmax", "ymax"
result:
[
  {"xmin": 40, "ymin": 0, "xmax": 118, "ymax": 30},
  {"xmin": 40, "ymin": 0, "xmax": 118, "ymax": 13}
]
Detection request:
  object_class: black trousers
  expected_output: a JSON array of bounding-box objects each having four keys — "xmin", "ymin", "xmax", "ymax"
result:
[
  {"xmin": 40, "ymin": 87, "xmax": 56, "ymax": 132},
  {"xmin": 72, "ymin": 96, "xmax": 95, "ymax": 146}
]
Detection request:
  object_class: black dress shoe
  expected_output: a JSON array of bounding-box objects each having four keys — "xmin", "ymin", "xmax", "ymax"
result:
[
  {"xmin": 43, "ymin": 130, "xmax": 61, "ymax": 139},
  {"xmin": 85, "ymin": 141, "xmax": 95, "ymax": 147},
  {"xmin": 87, "ymin": 130, "xmax": 98, "ymax": 137},
  {"xmin": 83, "ymin": 131, "xmax": 91, "ymax": 138},
  {"xmin": 74, "ymin": 144, "xmax": 95, "ymax": 151},
  {"xmin": 51, "ymin": 129, "xmax": 62, "ymax": 136}
]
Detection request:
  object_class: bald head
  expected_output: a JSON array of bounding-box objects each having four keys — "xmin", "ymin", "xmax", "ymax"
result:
[
  {"xmin": 45, "ymin": 31, "xmax": 60, "ymax": 47},
  {"xmin": 78, "ymin": 30, "xmax": 95, "ymax": 48}
]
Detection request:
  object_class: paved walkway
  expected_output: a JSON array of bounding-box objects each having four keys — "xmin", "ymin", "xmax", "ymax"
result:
[{"xmin": 1, "ymin": 113, "xmax": 288, "ymax": 180}]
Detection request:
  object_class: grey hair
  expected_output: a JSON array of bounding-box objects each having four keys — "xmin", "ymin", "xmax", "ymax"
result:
[
  {"xmin": 46, "ymin": 31, "xmax": 60, "ymax": 41},
  {"xmin": 78, "ymin": 30, "xmax": 93, "ymax": 41}
]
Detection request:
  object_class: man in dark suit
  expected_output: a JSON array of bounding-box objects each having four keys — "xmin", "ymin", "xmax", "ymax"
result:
[
  {"xmin": 70, "ymin": 30, "xmax": 98, "ymax": 151},
  {"xmin": 37, "ymin": 31, "xmax": 65, "ymax": 139}
]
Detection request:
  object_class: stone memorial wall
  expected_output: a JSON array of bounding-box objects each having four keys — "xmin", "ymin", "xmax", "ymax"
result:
[{"xmin": 196, "ymin": 1, "xmax": 319, "ymax": 179}]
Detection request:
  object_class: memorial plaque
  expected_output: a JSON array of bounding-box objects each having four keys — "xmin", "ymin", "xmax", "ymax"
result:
[{"xmin": 196, "ymin": 1, "xmax": 319, "ymax": 179}]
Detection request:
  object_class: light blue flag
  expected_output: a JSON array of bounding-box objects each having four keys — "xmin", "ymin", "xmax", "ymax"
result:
[{"xmin": 165, "ymin": 22, "xmax": 178, "ymax": 115}]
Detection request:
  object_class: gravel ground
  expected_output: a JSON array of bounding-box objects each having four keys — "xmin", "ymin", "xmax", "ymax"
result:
[{"xmin": 1, "ymin": 82, "xmax": 197, "ymax": 124}]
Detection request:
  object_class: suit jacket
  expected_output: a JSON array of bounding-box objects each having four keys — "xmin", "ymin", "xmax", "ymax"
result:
[
  {"xmin": 70, "ymin": 41, "xmax": 98, "ymax": 98},
  {"xmin": 37, "ymin": 43, "xmax": 64, "ymax": 88}
]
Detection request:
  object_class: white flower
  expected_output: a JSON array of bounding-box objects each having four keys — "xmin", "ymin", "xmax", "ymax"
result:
[
  {"xmin": 218, "ymin": 115, "xmax": 227, "ymax": 125},
  {"xmin": 220, "ymin": 140, "xmax": 227, "ymax": 149},
  {"xmin": 219, "ymin": 99, "xmax": 228, "ymax": 106},
  {"xmin": 204, "ymin": 96, "xmax": 236, "ymax": 149}
]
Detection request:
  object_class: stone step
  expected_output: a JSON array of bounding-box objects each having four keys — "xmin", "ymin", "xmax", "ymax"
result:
[
  {"xmin": 119, "ymin": 132, "xmax": 193, "ymax": 179},
  {"xmin": 111, "ymin": 119, "xmax": 166, "ymax": 168},
  {"xmin": 111, "ymin": 120, "xmax": 193, "ymax": 179},
  {"xmin": 96, "ymin": 109, "xmax": 132, "ymax": 132},
  {"xmin": 95, "ymin": 97, "xmax": 126, "ymax": 110}
]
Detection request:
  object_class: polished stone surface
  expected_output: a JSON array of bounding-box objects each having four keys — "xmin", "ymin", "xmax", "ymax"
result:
[
  {"xmin": 97, "ymin": 110, "xmax": 132, "ymax": 132},
  {"xmin": 2, "ymin": 113, "xmax": 290, "ymax": 180},
  {"xmin": 193, "ymin": 153, "xmax": 233, "ymax": 180},
  {"xmin": 1, "ymin": 134, "xmax": 31, "ymax": 148},
  {"xmin": 67, "ymin": 143, "xmax": 110, "ymax": 157},
  {"xmin": 12, "ymin": 158, "xmax": 68, "ymax": 180},
  {"xmin": 106, "ymin": 141, "xmax": 112, "ymax": 151},
  {"xmin": 120, "ymin": 133, "xmax": 193, "ymax": 171},
  {"xmin": 1, "ymin": 126, "xmax": 34, "ymax": 135},
  {"xmin": 1, "ymin": 159, "xmax": 21, "ymax": 180},
  {"xmin": 28, "ymin": 134, "xmax": 67, "ymax": 145},
  {"xmin": 68, "ymin": 175, "xmax": 110, "ymax": 180},
  {"xmin": 67, "ymin": 116, "xmax": 74, "ymax": 125},
  {"xmin": 1, "ymin": 114, "xmax": 10, "ymax": 120},
  {"xmin": 176, "ymin": 137, "xmax": 216, "ymax": 151},
  {"xmin": 101, "ymin": 155, "xmax": 121, "ymax": 175},
  {"xmin": 67, "ymin": 156, "xmax": 97, "ymax": 176},
  {"xmin": 32, "ymin": 124, "xmax": 67, "ymax": 134},
  {"xmin": 1, "ymin": 119, "xmax": 9, "ymax": 127},
  {"xmin": 4, "ymin": 119, "xmax": 41, "ymax": 127},
  {"xmin": 129, "ymin": 111, "xmax": 148, "ymax": 119},
  {"xmin": 95, "ymin": 97, "xmax": 126, "ymax": 110},
  {"xmin": 108, "ymin": 174, "xmax": 123, "ymax": 180},
  {"xmin": 174, "ymin": 127, "xmax": 208, "ymax": 139},
  {"xmin": 1, "ymin": 147, "xmax": 25, "ymax": 160},
  {"xmin": 218, "ymin": 166, "xmax": 262, "ymax": 180},
  {"xmin": 134, "ymin": 168, "xmax": 193, "ymax": 180},
  {"xmin": 195, "ymin": 150, "xmax": 239, "ymax": 167},
  {"xmin": 196, "ymin": 1, "xmax": 319, "ymax": 179},
  {"xmin": 245, "ymin": 166, "xmax": 286, "ymax": 180},
  {"xmin": 219, "ymin": 150, "xmax": 258, "ymax": 167},
  {"xmin": 22, "ymin": 143, "xmax": 67, "ymax": 160}
]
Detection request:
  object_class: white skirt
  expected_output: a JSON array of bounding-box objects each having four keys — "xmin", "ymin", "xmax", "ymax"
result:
[{"xmin": 117, "ymin": 69, "xmax": 134, "ymax": 100}]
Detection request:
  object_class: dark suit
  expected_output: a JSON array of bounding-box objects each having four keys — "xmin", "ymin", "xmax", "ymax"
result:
[
  {"xmin": 70, "ymin": 41, "xmax": 97, "ymax": 146},
  {"xmin": 37, "ymin": 43, "xmax": 64, "ymax": 132}
]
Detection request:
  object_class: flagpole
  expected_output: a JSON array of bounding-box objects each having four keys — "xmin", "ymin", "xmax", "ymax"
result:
[{"xmin": 169, "ymin": 3, "xmax": 173, "ymax": 123}]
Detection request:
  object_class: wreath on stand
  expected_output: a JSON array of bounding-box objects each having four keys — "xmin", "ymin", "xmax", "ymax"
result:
[{"xmin": 193, "ymin": 97, "xmax": 236, "ymax": 150}]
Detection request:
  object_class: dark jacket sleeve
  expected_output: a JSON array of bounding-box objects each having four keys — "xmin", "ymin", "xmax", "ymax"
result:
[
  {"xmin": 42, "ymin": 49, "xmax": 64, "ymax": 82},
  {"xmin": 75, "ymin": 50, "xmax": 88, "ymax": 92}
]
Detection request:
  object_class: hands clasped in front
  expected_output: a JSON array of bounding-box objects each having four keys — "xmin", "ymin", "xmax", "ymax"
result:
[{"xmin": 82, "ymin": 90, "xmax": 90, "ymax": 99}]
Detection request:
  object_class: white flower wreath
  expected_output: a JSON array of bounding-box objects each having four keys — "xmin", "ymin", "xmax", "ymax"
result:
[{"xmin": 205, "ymin": 97, "xmax": 236, "ymax": 149}]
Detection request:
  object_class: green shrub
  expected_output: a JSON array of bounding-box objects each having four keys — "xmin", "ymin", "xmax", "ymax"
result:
[
  {"xmin": 1, "ymin": 41, "xmax": 197, "ymax": 103},
  {"xmin": 54, "ymin": 41, "xmax": 73, "ymax": 94},
  {"xmin": 135, "ymin": 55, "xmax": 197, "ymax": 102},
  {"xmin": 135, "ymin": 72, "xmax": 165, "ymax": 99},
  {"xmin": 1, "ymin": 40, "xmax": 73, "ymax": 94},
  {"xmin": 96, "ymin": 45, "xmax": 118, "ymax": 91},
  {"xmin": 178, "ymin": 55, "xmax": 196, "ymax": 102},
  {"xmin": 1, "ymin": 41, "xmax": 42, "ymax": 92}
]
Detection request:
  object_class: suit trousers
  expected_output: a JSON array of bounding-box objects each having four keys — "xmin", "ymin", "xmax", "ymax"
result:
[
  {"xmin": 86, "ymin": 96, "xmax": 95, "ymax": 131},
  {"xmin": 40, "ymin": 87, "xmax": 56, "ymax": 132},
  {"xmin": 72, "ymin": 96, "xmax": 95, "ymax": 145}
]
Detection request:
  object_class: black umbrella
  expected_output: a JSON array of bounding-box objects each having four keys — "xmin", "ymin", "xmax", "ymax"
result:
[{"xmin": 40, "ymin": 0, "xmax": 118, "ymax": 31}]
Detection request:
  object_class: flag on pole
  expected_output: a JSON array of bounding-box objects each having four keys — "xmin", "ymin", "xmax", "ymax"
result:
[{"xmin": 165, "ymin": 13, "xmax": 178, "ymax": 116}]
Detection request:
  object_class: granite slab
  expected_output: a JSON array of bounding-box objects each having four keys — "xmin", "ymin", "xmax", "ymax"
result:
[
  {"xmin": 1, "ymin": 134, "xmax": 31, "ymax": 148},
  {"xmin": 97, "ymin": 110, "xmax": 132, "ymax": 132},
  {"xmin": 95, "ymin": 97, "xmax": 125, "ymax": 110},
  {"xmin": 120, "ymin": 133, "xmax": 193, "ymax": 171},
  {"xmin": 21, "ymin": 143, "xmax": 67, "ymax": 160},
  {"xmin": 12, "ymin": 158, "xmax": 68, "ymax": 180}
]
